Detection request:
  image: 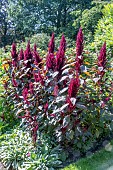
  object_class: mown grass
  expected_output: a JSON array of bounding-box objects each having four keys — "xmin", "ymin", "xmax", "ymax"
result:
[{"xmin": 62, "ymin": 140, "xmax": 113, "ymax": 170}]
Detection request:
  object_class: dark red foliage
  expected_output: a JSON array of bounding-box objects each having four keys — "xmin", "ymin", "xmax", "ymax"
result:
[
  {"xmin": 44, "ymin": 102, "xmax": 48, "ymax": 112},
  {"xmin": 12, "ymin": 73, "xmax": 18, "ymax": 87},
  {"xmin": 32, "ymin": 115, "xmax": 38, "ymax": 143},
  {"xmin": 3, "ymin": 82, "xmax": 8, "ymax": 90},
  {"xmin": 53, "ymin": 85, "xmax": 59, "ymax": 97},
  {"xmin": 29, "ymin": 82, "xmax": 34, "ymax": 94},
  {"xmin": 66, "ymin": 97, "xmax": 76, "ymax": 111},
  {"xmin": 34, "ymin": 73, "xmax": 39, "ymax": 82},
  {"xmin": 73, "ymin": 119, "xmax": 80, "ymax": 128},
  {"xmin": 22, "ymin": 87, "xmax": 29, "ymax": 104},
  {"xmin": 34, "ymin": 72, "xmax": 44, "ymax": 85},
  {"xmin": 61, "ymin": 126, "xmax": 68, "ymax": 134},
  {"xmin": 46, "ymin": 53, "xmax": 56, "ymax": 71},
  {"xmin": 48, "ymin": 33, "xmax": 55, "ymax": 53}
]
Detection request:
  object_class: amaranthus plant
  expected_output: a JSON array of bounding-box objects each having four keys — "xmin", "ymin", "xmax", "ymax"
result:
[{"xmin": 2, "ymin": 28, "xmax": 113, "ymax": 152}]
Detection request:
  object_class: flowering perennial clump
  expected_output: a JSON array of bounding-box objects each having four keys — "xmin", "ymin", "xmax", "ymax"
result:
[{"xmin": 2, "ymin": 28, "xmax": 113, "ymax": 148}]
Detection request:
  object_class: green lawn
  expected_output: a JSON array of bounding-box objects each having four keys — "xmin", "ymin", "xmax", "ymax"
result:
[{"xmin": 62, "ymin": 141, "xmax": 113, "ymax": 170}]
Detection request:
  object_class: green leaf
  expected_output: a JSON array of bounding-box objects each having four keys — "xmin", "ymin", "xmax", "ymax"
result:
[{"xmin": 63, "ymin": 115, "xmax": 70, "ymax": 127}]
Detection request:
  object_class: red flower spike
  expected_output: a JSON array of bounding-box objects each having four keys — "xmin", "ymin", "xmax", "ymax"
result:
[
  {"xmin": 75, "ymin": 28, "xmax": 84, "ymax": 73},
  {"xmin": 38, "ymin": 72, "xmax": 45, "ymax": 86},
  {"xmin": 56, "ymin": 35, "xmax": 66, "ymax": 72},
  {"xmin": 68, "ymin": 77, "xmax": 80, "ymax": 98},
  {"xmin": 33, "ymin": 43, "xmax": 42, "ymax": 66},
  {"xmin": 98, "ymin": 42, "xmax": 106, "ymax": 68},
  {"xmin": 76, "ymin": 27, "xmax": 84, "ymax": 58},
  {"xmin": 11, "ymin": 43, "xmax": 18, "ymax": 67},
  {"xmin": 11, "ymin": 43, "xmax": 18, "ymax": 59},
  {"xmin": 24, "ymin": 41, "xmax": 33, "ymax": 61},
  {"xmin": 48, "ymin": 33, "xmax": 55, "ymax": 53},
  {"xmin": 46, "ymin": 53, "xmax": 56, "ymax": 71},
  {"xmin": 19, "ymin": 48, "xmax": 24, "ymax": 60},
  {"xmin": 56, "ymin": 48, "xmax": 65, "ymax": 72},
  {"xmin": 34, "ymin": 51, "xmax": 42, "ymax": 66},
  {"xmin": 60, "ymin": 34, "xmax": 66, "ymax": 52},
  {"xmin": 97, "ymin": 42, "xmax": 106, "ymax": 79}
]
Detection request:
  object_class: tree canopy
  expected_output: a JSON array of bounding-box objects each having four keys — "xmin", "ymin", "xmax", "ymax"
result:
[{"xmin": 0, "ymin": 0, "xmax": 112, "ymax": 47}]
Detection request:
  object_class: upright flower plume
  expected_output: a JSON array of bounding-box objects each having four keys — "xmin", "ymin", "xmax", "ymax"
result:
[
  {"xmin": 19, "ymin": 48, "xmax": 24, "ymax": 60},
  {"xmin": 48, "ymin": 33, "xmax": 55, "ymax": 53},
  {"xmin": 97, "ymin": 42, "xmax": 106, "ymax": 79},
  {"xmin": 67, "ymin": 76, "xmax": 80, "ymax": 111},
  {"xmin": 11, "ymin": 43, "xmax": 18, "ymax": 67},
  {"xmin": 33, "ymin": 44, "xmax": 42, "ymax": 66},
  {"xmin": 46, "ymin": 53, "xmax": 56, "ymax": 71},
  {"xmin": 60, "ymin": 34, "xmax": 66, "ymax": 52},
  {"xmin": 76, "ymin": 27, "xmax": 84, "ymax": 58},
  {"xmin": 24, "ymin": 41, "xmax": 33, "ymax": 69},
  {"xmin": 24, "ymin": 41, "xmax": 33, "ymax": 61},
  {"xmin": 56, "ymin": 35, "xmax": 66, "ymax": 72},
  {"xmin": 98, "ymin": 42, "xmax": 106, "ymax": 68},
  {"xmin": 68, "ymin": 77, "xmax": 80, "ymax": 98},
  {"xmin": 75, "ymin": 27, "xmax": 84, "ymax": 73}
]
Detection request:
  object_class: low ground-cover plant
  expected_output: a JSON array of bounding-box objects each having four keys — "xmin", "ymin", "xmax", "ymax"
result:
[
  {"xmin": 1, "ymin": 27, "xmax": 113, "ymax": 168},
  {"xmin": 0, "ymin": 128, "xmax": 62, "ymax": 170}
]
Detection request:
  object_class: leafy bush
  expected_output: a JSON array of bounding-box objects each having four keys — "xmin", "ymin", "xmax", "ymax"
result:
[
  {"xmin": 71, "ymin": 5, "xmax": 103, "ymax": 43},
  {"xmin": 1, "ymin": 28, "xmax": 113, "ymax": 162},
  {"xmin": 93, "ymin": 3, "xmax": 113, "ymax": 57}
]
